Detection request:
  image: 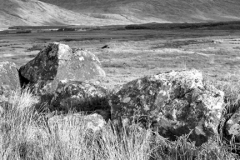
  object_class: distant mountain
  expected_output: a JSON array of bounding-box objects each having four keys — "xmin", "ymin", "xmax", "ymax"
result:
[
  {"xmin": 0, "ymin": 0, "xmax": 132, "ymax": 29},
  {"xmin": 1, "ymin": 0, "xmax": 240, "ymax": 29},
  {"xmin": 40, "ymin": 0, "xmax": 240, "ymax": 23}
]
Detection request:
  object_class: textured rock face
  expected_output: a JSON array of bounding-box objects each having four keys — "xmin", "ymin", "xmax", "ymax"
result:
[
  {"xmin": 19, "ymin": 42, "xmax": 106, "ymax": 93},
  {"xmin": 222, "ymin": 104, "xmax": 240, "ymax": 145},
  {"xmin": 50, "ymin": 81, "xmax": 110, "ymax": 119},
  {"xmin": 110, "ymin": 70, "xmax": 224, "ymax": 146},
  {"xmin": 0, "ymin": 61, "xmax": 21, "ymax": 105},
  {"xmin": 48, "ymin": 113, "xmax": 106, "ymax": 142}
]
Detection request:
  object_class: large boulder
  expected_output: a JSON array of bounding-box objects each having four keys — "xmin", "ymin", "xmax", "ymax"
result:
[
  {"xmin": 49, "ymin": 81, "xmax": 110, "ymax": 119},
  {"xmin": 19, "ymin": 42, "xmax": 106, "ymax": 93},
  {"xmin": 0, "ymin": 61, "xmax": 21, "ymax": 110},
  {"xmin": 19, "ymin": 43, "xmax": 106, "ymax": 112},
  {"xmin": 110, "ymin": 69, "xmax": 224, "ymax": 146}
]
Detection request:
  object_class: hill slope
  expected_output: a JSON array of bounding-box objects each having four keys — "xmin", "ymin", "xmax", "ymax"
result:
[
  {"xmin": 40, "ymin": 0, "xmax": 240, "ymax": 23},
  {"xmin": 0, "ymin": 0, "xmax": 134, "ymax": 29},
  {"xmin": 1, "ymin": 0, "xmax": 240, "ymax": 29}
]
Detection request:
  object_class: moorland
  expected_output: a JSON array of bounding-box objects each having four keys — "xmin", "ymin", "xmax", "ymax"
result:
[
  {"xmin": 1, "ymin": 22, "xmax": 240, "ymax": 90},
  {"xmin": 2, "ymin": 21, "xmax": 240, "ymax": 159}
]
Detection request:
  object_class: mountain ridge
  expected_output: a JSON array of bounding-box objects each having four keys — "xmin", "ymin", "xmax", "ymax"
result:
[
  {"xmin": 0, "ymin": 0, "xmax": 133, "ymax": 29},
  {"xmin": 1, "ymin": 0, "xmax": 240, "ymax": 29},
  {"xmin": 39, "ymin": 0, "xmax": 240, "ymax": 22}
]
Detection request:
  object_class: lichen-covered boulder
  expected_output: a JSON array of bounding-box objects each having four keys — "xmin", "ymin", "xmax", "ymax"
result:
[
  {"xmin": 19, "ymin": 42, "xmax": 106, "ymax": 93},
  {"xmin": 48, "ymin": 113, "xmax": 106, "ymax": 143},
  {"xmin": 0, "ymin": 61, "xmax": 21, "ymax": 106},
  {"xmin": 110, "ymin": 69, "xmax": 224, "ymax": 146},
  {"xmin": 49, "ymin": 81, "xmax": 110, "ymax": 118}
]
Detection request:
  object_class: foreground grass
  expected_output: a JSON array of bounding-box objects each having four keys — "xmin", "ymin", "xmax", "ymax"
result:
[{"xmin": 0, "ymin": 89, "xmax": 239, "ymax": 160}]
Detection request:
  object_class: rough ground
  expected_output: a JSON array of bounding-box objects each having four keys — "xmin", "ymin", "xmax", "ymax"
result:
[
  {"xmin": 1, "ymin": 29, "xmax": 240, "ymax": 93},
  {"xmin": 1, "ymin": 27, "xmax": 240, "ymax": 159}
]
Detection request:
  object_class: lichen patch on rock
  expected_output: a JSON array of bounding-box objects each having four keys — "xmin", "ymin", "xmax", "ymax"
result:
[{"xmin": 110, "ymin": 69, "xmax": 224, "ymax": 146}]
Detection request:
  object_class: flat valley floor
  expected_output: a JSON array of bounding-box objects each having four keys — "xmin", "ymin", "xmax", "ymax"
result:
[{"xmin": 1, "ymin": 29, "xmax": 240, "ymax": 94}]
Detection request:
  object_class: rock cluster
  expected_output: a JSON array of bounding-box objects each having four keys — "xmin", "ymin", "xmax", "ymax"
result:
[
  {"xmin": 0, "ymin": 42, "xmax": 109, "ymax": 127},
  {"xmin": 0, "ymin": 42, "xmax": 236, "ymax": 150}
]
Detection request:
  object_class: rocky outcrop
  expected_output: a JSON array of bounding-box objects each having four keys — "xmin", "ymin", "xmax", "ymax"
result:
[
  {"xmin": 19, "ymin": 42, "xmax": 106, "ymax": 93},
  {"xmin": 49, "ymin": 81, "xmax": 110, "ymax": 119},
  {"xmin": 0, "ymin": 62, "xmax": 21, "ymax": 109},
  {"xmin": 110, "ymin": 69, "xmax": 224, "ymax": 146}
]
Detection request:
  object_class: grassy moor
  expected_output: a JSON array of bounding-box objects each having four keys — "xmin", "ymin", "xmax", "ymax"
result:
[{"xmin": 1, "ymin": 0, "xmax": 240, "ymax": 160}]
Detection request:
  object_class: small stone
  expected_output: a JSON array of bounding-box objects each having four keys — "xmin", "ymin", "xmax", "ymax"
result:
[
  {"xmin": 229, "ymin": 124, "xmax": 240, "ymax": 135},
  {"xmin": 122, "ymin": 97, "xmax": 131, "ymax": 103}
]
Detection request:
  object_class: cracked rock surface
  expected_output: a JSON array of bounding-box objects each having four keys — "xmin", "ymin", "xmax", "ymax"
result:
[{"xmin": 110, "ymin": 69, "xmax": 224, "ymax": 146}]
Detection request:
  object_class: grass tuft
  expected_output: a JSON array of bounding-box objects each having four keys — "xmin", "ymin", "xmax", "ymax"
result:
[{"xmin": 0, "ymin": 88, "xmax": 239, "ymax": 160}]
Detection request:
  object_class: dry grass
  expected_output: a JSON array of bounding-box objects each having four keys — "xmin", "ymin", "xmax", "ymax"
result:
[
  {"xmin": 2, "ymin": 30, "xmax": 240, "ymax": 159},
  {"xmin": 0, "ymin": 87, "xmax": 239, "ymax": 160}
]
